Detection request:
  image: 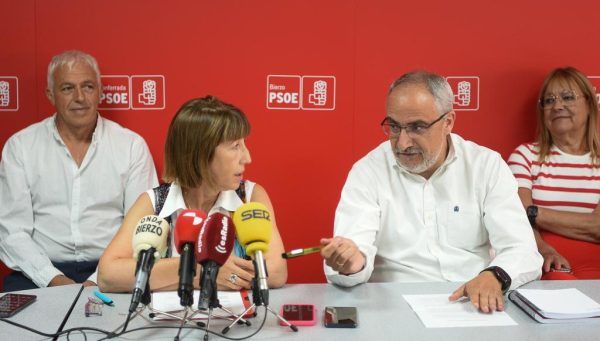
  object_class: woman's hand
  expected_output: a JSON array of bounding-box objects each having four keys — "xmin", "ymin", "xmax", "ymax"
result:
[
  {"xmin": 216, "ymin": 255, "xmax": 255, "ymax": 291},
  {"xmin": 539, "ymin": 242, "xmax": 571, "ymax": 272}
]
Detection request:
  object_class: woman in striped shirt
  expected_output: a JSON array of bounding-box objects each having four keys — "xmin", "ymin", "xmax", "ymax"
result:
[{"xmin": 508, "ymin": 67, "xmax": 600, "ymax": 280}]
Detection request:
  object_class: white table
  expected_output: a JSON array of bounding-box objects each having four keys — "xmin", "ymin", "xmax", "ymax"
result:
[{"xmin": 2, "ymin": 280, "xmax": 599, "ymax": 340}]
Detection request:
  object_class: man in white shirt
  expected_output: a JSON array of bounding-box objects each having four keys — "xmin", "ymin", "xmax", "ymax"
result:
[
  {"xmin": 321, "ymin": 70, "xmax": 542, "ymax": 312},
  {"xmin": 0, "ymin": 50, "xmax": 158, "ymax": 291}
]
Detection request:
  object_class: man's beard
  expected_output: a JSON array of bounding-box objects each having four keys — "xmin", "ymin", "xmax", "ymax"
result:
[{"xmin": 394, "ymin": 146, "xmax": 441, "ymax": 174}]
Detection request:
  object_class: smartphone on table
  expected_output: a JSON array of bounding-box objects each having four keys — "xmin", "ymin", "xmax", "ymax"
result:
[
  {"xmin": 323, "ymin": 306, "xmax": 358, "ymax": 328},
  {"xmin": 280, "ymin": 304, "xmax": 317, "ymax": 326},
  {"xmin": 0, "ymin": 293, "xmax": 37, "ymax": 318}
]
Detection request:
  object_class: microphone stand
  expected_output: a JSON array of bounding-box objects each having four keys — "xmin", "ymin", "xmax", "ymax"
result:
[
  {"xmin": 117, "ymin": 262, "xmax": 206, "ymax": 338},
  {"xmin": 115, "ymin": 284, "xmax": 207, "ymax": 340},
  {"xmin": 112, "ymin": 281, "xmax": 153, "ymax": 335},
  {"xmin": 118, "ymin": 248, "xmax": 160, "ymax": 334},
  {"xmin": 137, "ymin": 288, "xmax": 250, "ymax": 341},
  {"xmin": 222, "ymin": 253, "xmax": 297, "ymax": 334},
  {"xmin": 193, "ymin": 267, "xmax": 251, "ymax": 341},
  {"xmin": 172, "ymin": 306, "xmax": 193, "ymax": 341}
]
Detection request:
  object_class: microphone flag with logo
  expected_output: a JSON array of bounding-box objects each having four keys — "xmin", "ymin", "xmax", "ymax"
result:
[
  {"xmin": 129, "ymin": 215, "xmax": 169, "ymax": 312},
  {"xmin": 174, "ymin": 209, "xmax": 206, "ymax": 307},
  {"xmin": 233, "ymin": 202, "xmax": 272, "ymax": 304},
  {"xmin": 196, "ymin": 212, "xmax": 235, "ymax": 310}
]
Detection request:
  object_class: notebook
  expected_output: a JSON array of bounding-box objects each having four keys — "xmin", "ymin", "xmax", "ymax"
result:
[{"xmin": 510, "ymin": 288, "xmax": 600, "ymax": 324}]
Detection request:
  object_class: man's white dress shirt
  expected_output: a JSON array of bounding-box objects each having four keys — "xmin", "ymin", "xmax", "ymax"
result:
[
  {"xmin": 0, "ymin": 114, "xmax": 158, "ymax": 287},
  {"xmin": 325, "ymin": 134, "xmax": 542, "ymax": 289}
]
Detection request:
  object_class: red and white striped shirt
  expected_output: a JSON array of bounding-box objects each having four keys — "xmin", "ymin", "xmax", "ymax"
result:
[{"xmin": 508, "ymin": 143, "xmax": 600, "ymax": 213}]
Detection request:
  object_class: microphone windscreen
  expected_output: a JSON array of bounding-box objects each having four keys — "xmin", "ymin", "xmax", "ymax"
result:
[
  {"xmin": 232, "ymin": 202, "xmax": 272, "ymax": 256},
  {"xmin": 196, "ymin": 212, "xmax": 235, "ymax": 265},
  {"xmin": 174, "ymin": 209, "xmax": 206, "ymax": 253},
  {"xmin": 132, "ymin": 215, "xmax": 169, "ymax": 260}
]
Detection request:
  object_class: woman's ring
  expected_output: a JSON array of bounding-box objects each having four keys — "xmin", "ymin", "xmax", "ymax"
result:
[{"xmin": 229, "ymin": 273, "xmax": 238, "ymax": 284}]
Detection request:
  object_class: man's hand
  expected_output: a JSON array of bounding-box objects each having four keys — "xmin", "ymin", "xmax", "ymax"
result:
[
  {"xmin": 82, "ymin": 280, "xmax": 96, "ymax": 287},
  {"xmin": 448, "ymin": 271, "xmax": 504, "ymax": 313},
  {"xmin": 48, "ymin": 275, "xmax": 76, "ymax": 287},
  {"xmin": 320, "ymin": 237, "xmax": 365, "ymax": 275}
]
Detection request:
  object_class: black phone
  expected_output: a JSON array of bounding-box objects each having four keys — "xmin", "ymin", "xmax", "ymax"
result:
[
  {"xmin": 0, "ymin": 293, "xmax": 37, "ymax": 318},
  {"xmin": 323, "ymin": 306, "xmax": 358, "ymax": 328}
]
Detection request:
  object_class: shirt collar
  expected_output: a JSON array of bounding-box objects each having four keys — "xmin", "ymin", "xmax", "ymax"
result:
[
  {"xmin": 213, "ymin": 189, "xmax": 244, "ymax": 213},
  {"xmin": 443, "ymin": 133, "xmax": 459, "ymax": 165},
  {"xmin": 158, "ymin": 182, "xmax": 244, "ymax": 218},
  {"xmin": 48, "ymin": 113, "xmax": 103, "ymax": 144},
  {"xmin": 158, "ymin": 183, "xmax": 186, "ymax": 218}
]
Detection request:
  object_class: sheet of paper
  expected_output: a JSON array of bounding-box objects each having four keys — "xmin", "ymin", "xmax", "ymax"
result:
[
  {"xmin": 402, "ymin": 294, "xmax": 517, "ymax": 328},
  {"xmin": 151, "ymin": 290, "xmax": 248, "ymax": 320},
  {"xmin": 516, "ymin": 288, "xmax": 600, "ymax": 318}
]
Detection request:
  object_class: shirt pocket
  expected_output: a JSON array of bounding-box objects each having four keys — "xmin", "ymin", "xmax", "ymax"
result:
[{"xmin": 443, "ymin": 203, "xmax": 487, "ymax": 250}]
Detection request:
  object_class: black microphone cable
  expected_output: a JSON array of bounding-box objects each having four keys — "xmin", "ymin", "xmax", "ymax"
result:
[
  {"xmin": 52, "ymin": 284, "xmax": 84, "ymax": 341},
  {"xmin": 1, "ymin": 296, "xmax": 270, "ymax": 341},
  {"xmin": 1, "ymin": 308, "xmax": 266, "ymax": 341},
  {"xmin": 0, "ymin": 317, "xmax": 115, "ymax": 339},
  {"xmin": 97, "ymin": 305, "xmax": 269, "ymax": 341}
]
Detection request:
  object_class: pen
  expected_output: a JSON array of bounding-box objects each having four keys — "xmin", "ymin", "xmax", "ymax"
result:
[
  {"xmin": 94, "ymin": 290, "xmax": 114, "ymax": 306},
  {"xmin": 282, "ymin": 245, "xmax": 323, "ymax": 259}
]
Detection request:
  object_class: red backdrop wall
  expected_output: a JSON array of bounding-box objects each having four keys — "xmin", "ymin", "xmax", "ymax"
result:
[{"xmin": 1, "ymin": 0, "xmax": 598, "ymax": 284}]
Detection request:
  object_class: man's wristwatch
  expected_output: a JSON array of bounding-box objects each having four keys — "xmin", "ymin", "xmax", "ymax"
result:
[
  {"xmin": 480, "ymin": 266, "xmax": 511, "ymax": 294},
  {"xmin": 526, "ymin": 205, "xmax": 538, "ymax": 227}
]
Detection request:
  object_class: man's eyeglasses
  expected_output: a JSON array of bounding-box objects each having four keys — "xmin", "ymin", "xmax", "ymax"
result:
[
  {"xmin": 381, "ymin": 112, "xmax": 449, "ymax": 138},
  {"xmin": 539, "ymin": 90, "xmax": 582, "ymax": 109}
]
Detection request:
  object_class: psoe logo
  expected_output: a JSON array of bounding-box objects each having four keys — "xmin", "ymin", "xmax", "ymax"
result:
[
  {"xmin": 99, "ymin": 75, "xmax": 130, "ymax": 110},
  {"xmin": 587, "ymin": 76, "xmax": 600, "ymax": 107},
  {"xmin": 302, "ymin": 76, "xmax": 336, "ymax": 110},
  {"xmin": 266, "ymin": 75, "xmax": 301, "ymax": 110},
  {"xmin": 0, "ymin": 76, "xmax": 19, "ymax": 111},
  {"xmin": 131, "ymin": 75, "xmax": 165, "ymax": 110},
  {"xmin": 266, "ymin": 74, "xmax": 336, "ymax": 110},
  {"xmin": 446, "ymin": 76, "xmax": 480, "ymax": 111}
]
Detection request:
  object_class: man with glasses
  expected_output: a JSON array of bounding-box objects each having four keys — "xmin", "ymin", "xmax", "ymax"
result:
[{"xmin": 320, "ymin": 70, "xmax": 542, "ymax": 312}]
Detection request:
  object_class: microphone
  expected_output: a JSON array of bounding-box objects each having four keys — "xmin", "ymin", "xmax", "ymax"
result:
[
  {"xmin": 129, "ymin": 215, "xmax": 169, "ymax": 313},
  {"xmin": 174, "ymin": 209, "xmax": 206, "ymax": 307},
  {"xmin": 233, "ymin": 202, "xmax": 272, "ymax": 305},
  {"xmin": 196, "ymin": 212, "xmax": 235, "ymax": 310}
]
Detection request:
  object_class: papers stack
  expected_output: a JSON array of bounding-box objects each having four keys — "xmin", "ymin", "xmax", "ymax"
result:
[
  {"xmin": 150, "ymin": 290, "xmax": 252, "ymax": 320},
  {"xmin": 509, "ymin": 288, "xmax": 600, "ymax": 323}
]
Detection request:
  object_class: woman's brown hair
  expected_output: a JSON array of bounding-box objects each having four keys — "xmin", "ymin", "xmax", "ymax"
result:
[{"xmin": 163, "ymin": 96, "xmax": 250, "ymax": 188}]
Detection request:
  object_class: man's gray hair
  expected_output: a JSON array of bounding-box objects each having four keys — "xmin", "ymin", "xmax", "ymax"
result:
[
  {"xmin": 47, "ymin": 50, "xmax": 101, "ymax": 95},
  {"xmin": 389, "ymin": 70, "xmax": 454, "ymax": 114}
]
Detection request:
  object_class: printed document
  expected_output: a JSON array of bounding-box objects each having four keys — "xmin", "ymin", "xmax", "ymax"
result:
[{"xmin": 403, "ymin": 294, "xmax": 517, "ymax": 328}]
